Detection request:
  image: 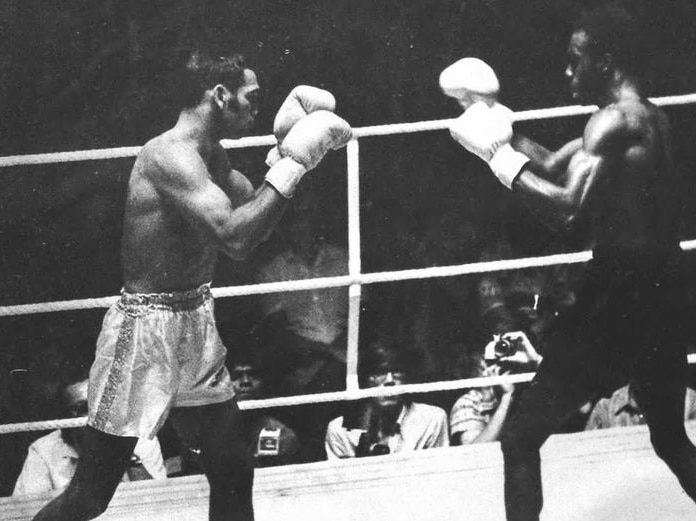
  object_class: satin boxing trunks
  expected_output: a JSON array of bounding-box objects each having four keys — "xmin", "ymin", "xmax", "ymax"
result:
[{"xmin": 88, "ymin": 283, "xmax": 235, "ymax": 439}]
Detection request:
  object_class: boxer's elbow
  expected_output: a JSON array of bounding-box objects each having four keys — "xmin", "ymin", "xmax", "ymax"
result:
[
  {"xmin": 221, "ymin": 235, "xmax": 255, "ymax": 260},
  {"xmin": 210, "ymin": 219, "xmax": 255, "ymax": 260},
  {"xmin": 555, "ymin": 201, "xmax": 582, "ymax": 231}
]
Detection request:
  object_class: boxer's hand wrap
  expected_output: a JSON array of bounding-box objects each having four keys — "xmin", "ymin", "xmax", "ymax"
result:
[
  {"xmin": 265, "ymin": 157, "xmax": 308, "ymax": 199},
  {"xmin": 265, "ymin": 110, "xmax": 352, "ymax": 198},
  {"xmin": 266, "ymin": 86, "xmax": 337, "ymax": 167},
  {"xmin": 449, "ymin": 101, "xmax": 529, "ymax": 189}
]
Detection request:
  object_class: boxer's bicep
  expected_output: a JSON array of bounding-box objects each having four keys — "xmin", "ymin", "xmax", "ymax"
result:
[
  {"xmin": 154, "ymin": 151, "xmax": 237, "ymax": 240},
  {"xmin": 563, "ymin": 109, "xmax": 627, "ymax": 212},
  {"xmin": 210, "ymin": 146, "xmax": 255, "ymax": 207}
]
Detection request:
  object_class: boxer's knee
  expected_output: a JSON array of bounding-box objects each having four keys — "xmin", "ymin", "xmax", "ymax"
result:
[
  {"xmin": 62, "ymin": 482, "xmax": 113, "ymax": 520},
  {"xmin": 650, "ymin": 427, "xmax": 692, "ymax": 462}
]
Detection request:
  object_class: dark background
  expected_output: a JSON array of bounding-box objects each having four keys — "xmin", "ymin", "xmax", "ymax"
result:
[{"xmin": 1, "ymin": 0, "xmax": 696, "ymax": 492}]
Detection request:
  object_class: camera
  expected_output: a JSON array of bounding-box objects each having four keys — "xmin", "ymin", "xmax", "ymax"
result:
[
  {"xmin": 257, "ymin": 428, "xmax": 281, "ymax": 457},
  {"xmin": 485, "ymin": 334, "xmax": 524, "ymax": 362},
  {"xmin": 493, "ymin": 336, "xmax": 522, "ymax": 358}
]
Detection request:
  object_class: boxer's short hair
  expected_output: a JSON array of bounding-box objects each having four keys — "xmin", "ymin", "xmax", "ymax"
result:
[
  {"xmin": 573, "ymin": 3, "xmax": 645, "ymax": 76},
  {"xmin": 178, "ymin": 50, "xmax": 248, "ymax": 108}
]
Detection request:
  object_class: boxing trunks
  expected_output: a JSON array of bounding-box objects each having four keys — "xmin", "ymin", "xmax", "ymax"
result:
[
  {"xmin": 538, "ymin": 243, "xmax": 686, "ymax": 396},
  {"xmin": 88, "ymin": 283, "xmax": 235, "ymax": 438}
]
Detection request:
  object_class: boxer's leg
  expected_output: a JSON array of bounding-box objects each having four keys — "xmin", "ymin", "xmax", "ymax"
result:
[
  {"xmin": 33, "ymin": 427, "xmax": 137, "ymax": 521},
  {"xmin": 170, "ymin": 399, "xmax": 254, "ymax": 521}
]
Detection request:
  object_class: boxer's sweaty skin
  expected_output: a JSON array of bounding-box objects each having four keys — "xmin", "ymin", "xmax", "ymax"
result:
[
  {"xmin": 510, "ymin": 30, "xmax": 677, "ymax": 251},
  {"xmin": 122, "ymin": 70, "xmax": 286, "ymax": 293}
]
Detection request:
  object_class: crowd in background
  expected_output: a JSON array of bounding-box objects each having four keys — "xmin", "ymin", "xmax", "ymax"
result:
[{"xmin": 3, "ymin": 0, "xmax": 696, "ymax": 497}]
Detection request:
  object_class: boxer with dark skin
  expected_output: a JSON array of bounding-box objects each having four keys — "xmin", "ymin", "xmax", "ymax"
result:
[
  {"xmin": 32, "ymin": 52, "xmax": 351, "ymax": 521},
  {"xmin": 448, "ymin": 6, "xmax": 696, "ymax": 520}
]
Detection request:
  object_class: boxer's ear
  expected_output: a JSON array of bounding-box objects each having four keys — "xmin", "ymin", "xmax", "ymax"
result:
[
  {"xmin": 213, "ymin": 84, "xmax": 230, "ymax": 109},
  {"xmin": 598, "ymin": 52, "xmax": 613, "ymax": 76}
]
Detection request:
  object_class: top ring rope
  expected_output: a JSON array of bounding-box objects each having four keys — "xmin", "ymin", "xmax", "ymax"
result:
[
  {"xmin": 2, "ymin": 241, "xmax": 696, "ymax": 317},
  {"xmin": 1, "ymin": 93, "xmax": 695, "ymax": 168}
]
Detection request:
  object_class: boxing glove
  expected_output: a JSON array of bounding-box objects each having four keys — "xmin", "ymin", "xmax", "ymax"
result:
[
  {"xmin": 439, "ymin": 57, "xmax": 500, "ymax": 109},
  {"xmin": 265, "ymin": 110, "xmax": 352, "ymax": 198},
  {"xmin": 266, "ymin": 86, "xmax": 336, "ymax": 166},
  {"xmin": 450, "ymin": 101, "xmax": 529, "ymax": 189}
]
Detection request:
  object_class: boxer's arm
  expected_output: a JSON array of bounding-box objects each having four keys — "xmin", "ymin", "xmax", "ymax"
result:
[
  {"xmin": 210, "ymin": 146, "xmax": 256, "ymax": 207},
  {"xmin": 511, "ymin": 136, "xmax": 583, "ymax": 180},
  {"xmin": 511, "ymin": 108, "xmax": 627, "ymax": 230},
  {"xmin": 153, "ymin": 146, "xmax": 287, "ymax": 260}
]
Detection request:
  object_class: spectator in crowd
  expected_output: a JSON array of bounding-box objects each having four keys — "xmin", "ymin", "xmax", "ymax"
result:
[
  {"xmin": 229, "ymin": 350, "xmax": 302, "ymax": 467},
  {"xmin": 585, "ymin": 382, "xmax": 696, "ymax": 430},
  {"xmin": 255, "ymin": 190, "xmax": 349, "ymax": 396},
  {"xmin": 13, "ymin": 374, "xmax": 166, "ymax": 496},
  {"xmin": 325, "ymin": 339, "xmax": 448, "ymax": 458},
  {"xmin": 475, "ymin": 238, "xmax": 515, "ymax": 317},
  {"xmin": 450, "ymin": 306, "xmax": 542, "ymax": 445}
]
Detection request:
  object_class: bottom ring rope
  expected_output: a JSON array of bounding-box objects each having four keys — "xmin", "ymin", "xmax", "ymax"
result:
[{"xmin": 5, "ymin": 354, "xmax": 696, "ymax": 435}]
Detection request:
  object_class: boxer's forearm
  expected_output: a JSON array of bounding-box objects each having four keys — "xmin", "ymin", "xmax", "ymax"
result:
[{"xmin": 511, "ymin": 135, "xmax": 580, "ymax": 181}]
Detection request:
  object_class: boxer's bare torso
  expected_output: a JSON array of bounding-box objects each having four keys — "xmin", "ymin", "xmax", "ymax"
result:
[{"xmin": 122, "ymin": 135, "xmax": 250, "ymax": 293}]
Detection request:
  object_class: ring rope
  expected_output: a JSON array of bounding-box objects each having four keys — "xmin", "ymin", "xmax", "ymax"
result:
[
  {"xmin": 0, "ymin": 372, "xmax": 537, "ymax": 435},
  {"xmin": 1, "ymin": 93, "xmax": 695, "ymax": 168},
  {"xmin": 4, "ymin": 242, "xmax": 696, "ymax": 318},
  {"xmin": 6, "ymin": 352, "xmax": 696, "ymax": 435},
  {"xmin": 3, "ymin": 94, "xmax": 696, "ymax": 435}
]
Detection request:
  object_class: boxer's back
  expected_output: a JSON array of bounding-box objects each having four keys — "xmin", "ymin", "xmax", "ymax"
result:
[
  {"xmin": 586, "ymin": 99, "xmax": 678, "ymax": 251},
  {"xmin": 121, "ymin": 132, "xmax": 218, "ymax": 293}
]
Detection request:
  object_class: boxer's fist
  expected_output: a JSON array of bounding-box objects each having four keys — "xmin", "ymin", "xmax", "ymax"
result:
[
  {"xmin": 266, "ymin": 86, "xmax": 336, "ymax": 166},
  {"xmin": 274, "ymin": 86, "xmax": 336, "ymax": 140},
  {"xmin": 450, "ymin": 102, "xmax": 529, "ymax": 189},
  {"xmin": 439, "ymin": 57, "xmax": 500, "ymax": 109},
  {"xmin": 265, "ymin": 111, "xmax": 352, "ymax": 198}
]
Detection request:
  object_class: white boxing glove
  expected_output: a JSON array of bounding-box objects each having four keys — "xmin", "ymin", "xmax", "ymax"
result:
[
  {"xmin": 439, "ymin": 57, "xmax": 500, "ymax": 109},
  {"xmin": 266, "ymin": 86, "xmax": 336, "ymax": 167},
  {"xmin": 449, "ymin": 101, "xmax": 529, "ymax": 189},
  {"xmin": 265, "ymin": 110, "xmax": 352, "ymax": 198}
]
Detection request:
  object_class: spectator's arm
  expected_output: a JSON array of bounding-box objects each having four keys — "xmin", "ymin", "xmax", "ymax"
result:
[
  {"xmin": 449, "ymin": 389, "xmax": 493, "ymax": 445},
  {"xmin": 469, "ymin": 390, "xmax": 514, "ymax": 444},
  {"xmin": 684, "ymin": 388, "xmax": 696, "ymax": 421},
  {"xmin": 425, "ymin": 407, "xmax": 450, "ymax": 448},
  {"xmin": 13, "ymin": 447, "xmax": 53, "ymax": 496},
  {"xmin": 584, "ymin": 400, "xmax": 610, "ymax": 430},
  {"xmin": 324, "ymin": 417, "xmax": 358, "ymax": 459}
]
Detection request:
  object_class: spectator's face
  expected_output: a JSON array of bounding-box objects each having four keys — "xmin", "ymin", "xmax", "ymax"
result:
[
  {"xmin": 230, "ymin": 365, "xmax": 263, "ymax": 400},
  {"xmin": 367, "ymin": 369, "xmax": 406, "ymax": 409},
  {"xmin": 64, "ymin": 380, "xmax": 88, "ymax": 418},
  {"xmin": 62, "ymin": 379, "xmax": 88, "ymax": 450}
]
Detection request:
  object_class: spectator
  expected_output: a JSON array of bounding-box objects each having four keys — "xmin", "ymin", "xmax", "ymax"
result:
[
  {"xmin": 450, "ymin": 306, "xmax": 542, "ymax": 445},
  {"xmin": 585, "ymin": 382, "xmax": 696, "ymax": 430},
  {"xmin": 255, "ymin": 190, "xmax": 349, "ymax": 396},
  {"xmin": 325, "ymin": 340, "xmax": 448, "ymax": 458},
  {"xmin": 229, "ymin": 350, "xmax": 302, "ymax": 467},
  {"xmin": 13, "ymin": 374, "xmax": 165, "ymax": 496}
]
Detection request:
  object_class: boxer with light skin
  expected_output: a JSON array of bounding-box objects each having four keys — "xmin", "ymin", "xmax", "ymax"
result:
[
  {"xmin": 442, "ymin": 5, "xmax": 696, "ymax": 521},
  {"xmin": 31, "ymin": 51, "xmax": 351, "ymax": 521}
]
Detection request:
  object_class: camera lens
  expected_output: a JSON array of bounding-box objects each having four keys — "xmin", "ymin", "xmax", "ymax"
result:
[{"xmin": 494, "ymin": 338, "xmax": 515, "ymax": 358}]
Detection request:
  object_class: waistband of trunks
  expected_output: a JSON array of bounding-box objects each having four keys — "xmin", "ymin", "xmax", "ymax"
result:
[{"xmin": 118, "ymin": 282, "xmax": 212, "ymax": 311}]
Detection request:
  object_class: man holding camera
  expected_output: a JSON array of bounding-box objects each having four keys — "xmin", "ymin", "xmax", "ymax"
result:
[
  {"xmin": 325, "ymin": 340, "xmax": 448, "ymax": 458},
  {"xmin": 450, "ymin": 308, "xmax": 542, "ymax": 446}
]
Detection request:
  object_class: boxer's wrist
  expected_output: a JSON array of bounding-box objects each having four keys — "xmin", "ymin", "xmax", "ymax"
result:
[
  {"xmin": 489, "ymin": 144, "xmax": 530, "ymax": 189},
  {"xmin": 265, "ymin": 146, "xmax": 282, "ymax": 167},
  {"xmin": 264, "ymin": 157, "xmax": 307, "ymax": 198}
]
